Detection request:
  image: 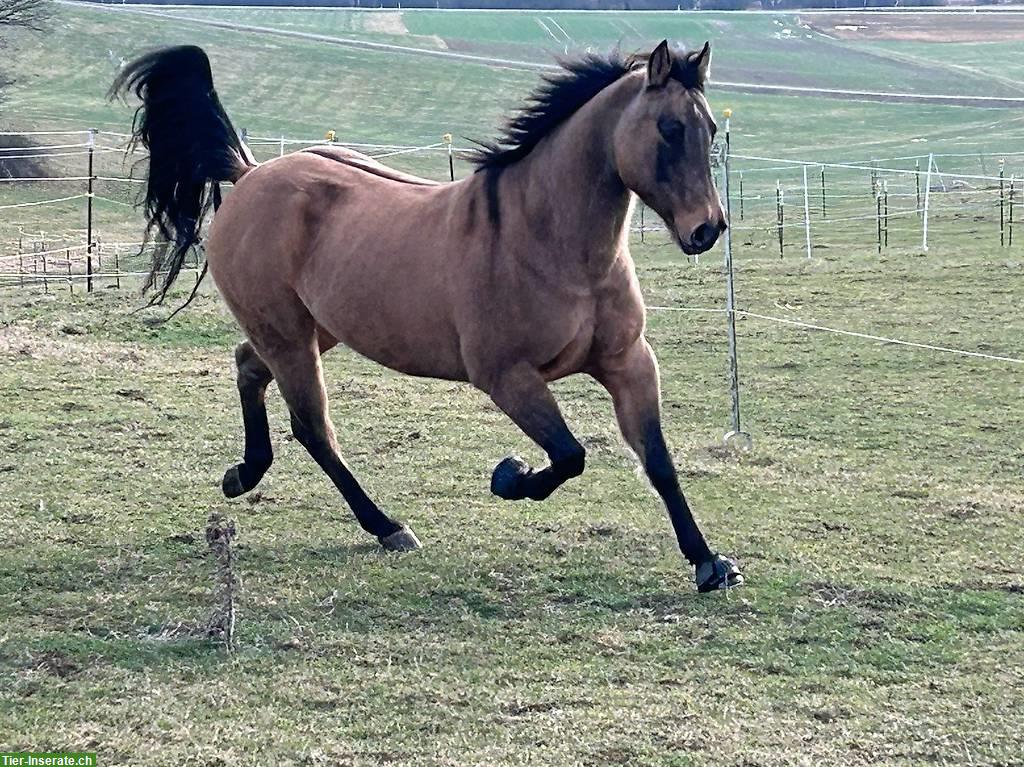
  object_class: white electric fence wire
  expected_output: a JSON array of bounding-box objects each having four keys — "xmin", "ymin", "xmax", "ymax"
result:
[
  {"xmin": 0, "ymin": 194, "xmax": 88, "ymax": 210},
  {"xmin": 0, "ymin": 130, "xmax": 92, "ymax": 137},
  {"xmin": 0, "ymin": 176, "xmax": 92, "ymax": 183},
  {"xmin": 733, "ymin": 154, "xmax": 1008, "ymax": 183},
  {"xmin": 0, "ymin": 142, "xmax": 91, "ymax": 153},
  {"xmin": 0, "ymin": 151, "xmax": 92, "ymax": 161},
  {"xmin": 648, "ymin": 306, "xmax": 1024, "ymax": 366}
]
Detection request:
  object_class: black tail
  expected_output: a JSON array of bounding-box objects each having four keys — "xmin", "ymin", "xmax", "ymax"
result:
[{"xmin": 110, "ymin": 45, "xmax": 253, "ymax": 305}]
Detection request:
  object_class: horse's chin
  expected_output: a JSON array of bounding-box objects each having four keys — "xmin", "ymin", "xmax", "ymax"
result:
[{"xmin": 671, "ymin": 227, "xmax": 700, "ymax": 256}]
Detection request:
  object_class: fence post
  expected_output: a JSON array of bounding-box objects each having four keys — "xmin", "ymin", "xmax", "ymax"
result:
[
  {"xmin": 1010, "ymin": 175, "xmax": 1016, "ymax": 247},
  {"xmin": 820, "ymin": 165, "xmax": 826, "ymax": 218},
  {"xmin": 639, "ymin": 203, "xmax": 645, "ymax": 243},
  {"xmin": 738, "ymin": 171, "xmax": 744, "ymax": 221},
  {"xmin": 16, "ymin": 230, "xmax": 23, "ymax": 290},
  {"xmin": 279, "ymin": 135, "xmax": 285, "ymax": 158},
  {"xmin": 999, "ymin": 160, "xmax": 1005, "ymax": 247},
  {"xmin": 42, "ymin": 252, "xmax": 48, "ymax": 294},
  {"xmin": 883, "ymin": 179, "xmax": 889, "ymax": 249},
  {"xmin": 115, "ymin": 247, "xmax": 121, "ymax": 290},
  {"xmin": 915, "ymin": 159, "xmax": 922, "ymax": 217},
  {"xmin": 443, "ymin": 132, "xmax": 454, "ymax": 182},
  {"xmin": 876, "ymin": 189, "xmax": 883, "ymax": 255},
  {"xmin": 802, "ymin": 165, "xmax": 812, "ymax": 258},
  {"xmin": 776, "ymin": 180, "xmax": 784, "ymax": 258},
  {"xmin": 67, "ymin": 255, "xmax": 73, "ymax": 295},
  {"xmin": 86, "ymin": 128, "xmax": 95, "ymax": 293},
  {"xmin": 922, "ymin": 152, "xmax": 933, "ymax": 252},
  {"xmin": 720, "ymin": 112, "xmax": 749, "ymax": 450}
]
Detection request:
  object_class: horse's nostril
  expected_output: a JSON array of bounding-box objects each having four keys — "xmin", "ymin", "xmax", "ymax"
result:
[{"xmin": 691, "ymin": 222, "xmax": 719, "ymax": 250}]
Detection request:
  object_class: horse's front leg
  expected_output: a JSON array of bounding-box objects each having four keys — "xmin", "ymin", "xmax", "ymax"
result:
[
  {"xmin": 595, "ymin": 338, "xmax": 742, "ymax": 592},
  {"xmin": 482, "ymin": 363, "xmax": 586, "ymax": 501}
]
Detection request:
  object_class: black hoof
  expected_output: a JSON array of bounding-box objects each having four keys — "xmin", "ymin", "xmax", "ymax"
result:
[
  {"xmin": 696, "ymin": 554, "xmax": 744, "ymax": 593},
  {"xmin": 490, "ymin": 456, "xmax": 531, "ymax": 500},
  {"xmin": 222, "ymin": 465, "xmax": 248, "ymax": 499},
  {"xmin": 378, "ymin": 525, "xmax": 422, "ymax": 552}
]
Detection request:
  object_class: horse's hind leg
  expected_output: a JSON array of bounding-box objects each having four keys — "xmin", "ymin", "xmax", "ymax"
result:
[
  {"xmin": 271, "ymin": 339, "xmax": 419, "ymax": 552},
  {"xmin": 222, "ymin": 341, "xmax": 275, "ymax": 498}
]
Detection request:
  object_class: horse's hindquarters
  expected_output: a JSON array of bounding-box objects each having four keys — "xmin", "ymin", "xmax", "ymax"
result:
[{"xmin": 208, "ymin": 153, "xmax": 470, "ymax": 381}]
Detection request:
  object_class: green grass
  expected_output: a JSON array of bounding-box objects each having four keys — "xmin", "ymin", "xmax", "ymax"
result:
[
  {"xmin": 2, "ymin": 239, "xmax": 1022, "ymax": 765},
  {"xmin": 1, "ymin": 5, "xmax": 1024, "ymax": 765},
  {"xmin": 144, "ymin": 6, "xmax": 1024, "ymax": 97},
  {"xmin": 3, "ymin": 3, "xmax": 1024, "ymax": 251}
]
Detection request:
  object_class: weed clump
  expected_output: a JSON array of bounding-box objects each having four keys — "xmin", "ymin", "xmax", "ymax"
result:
[{"xmin": 205, "ymin": 512, "xmax": 238, "ymax": 649}]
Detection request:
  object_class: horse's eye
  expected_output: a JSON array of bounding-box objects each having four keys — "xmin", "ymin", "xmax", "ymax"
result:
[{"xmin": 657, "ymin": 117, "xmax": 686, "ymax": 144}]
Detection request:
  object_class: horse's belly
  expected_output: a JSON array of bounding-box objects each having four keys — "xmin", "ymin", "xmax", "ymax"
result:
[
  {"xmin": 300, "ymin": 278, "xmax": 468, "ymax": 381},
  {"xmin": 339, "ymin": 326, "xmax": 468, "ymax": 382}
]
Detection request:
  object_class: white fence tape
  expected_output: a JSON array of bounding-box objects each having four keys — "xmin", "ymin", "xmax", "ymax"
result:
[{"xmin": 649, "ymin": 306, "xmax": 1024, "ymax": 366}]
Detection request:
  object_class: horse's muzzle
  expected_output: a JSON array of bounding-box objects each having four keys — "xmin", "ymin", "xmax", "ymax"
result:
[{"xmin": 679, "ymin": 218, "xmax": 727, "ymax": 255}]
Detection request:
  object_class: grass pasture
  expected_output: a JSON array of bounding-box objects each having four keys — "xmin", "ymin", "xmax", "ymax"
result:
[{"xmin": 1, "ymin": 4, "xmax": 1024, "ymax": 766}]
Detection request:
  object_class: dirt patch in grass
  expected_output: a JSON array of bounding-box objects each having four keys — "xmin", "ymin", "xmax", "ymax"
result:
[
  {"xmin": 29, "ymin": 649, "xmax": 82, "ymax": 679},
  {"xmin": 0, "ymin": 323, "xmax": 151, "ymax": 367},
  {"xmin": 807, "ymin": 12, "xmax": 1024, "ymax": 42}
]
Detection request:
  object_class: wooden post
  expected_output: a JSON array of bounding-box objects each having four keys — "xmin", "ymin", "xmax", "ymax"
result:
[
  {"xmin": 86, "ymin": 129, "xmax": 95, "ymax": 293},
  {"xmin": 876, "ymin": 192, "xmax": 882, "ymax": 255},
  {"xmin": 639, "ymin": 204, "xmax": 645, "ymax": 243},
  {"xmin": 1009, "ymin": 175, "xmax": 1015, "ymax": 248},
  {"xmin": 883, "ymin": 180, "xmax": 889, "ymax": 249},
  {"xmin": 67, "ymin": 256, "xmax": 73, "ymax": 295},
  {"xmin": 776, "ymin": 180, "xmax": 784, "ymax": 258},
  {"xmin": 17, "ymin": 230, "xmax": 24, "ymax": 289},
  {"xmin": 820, "ymin": 166, "xmax": 826, "ymax": 218},
  {"xmin": 738, "ymin": 172, "xmax": 744, "ymax": 221},
  {"xmin": 42, "ymin": 252, "xmax": 48, "ymax": 294},
  {"xmin": 999, "ymin": 161, "xmax": 1006, "ymax": 247},
  {"xmin": 115, "ymin": 248, "xmax": 121, "ymax": 290}
]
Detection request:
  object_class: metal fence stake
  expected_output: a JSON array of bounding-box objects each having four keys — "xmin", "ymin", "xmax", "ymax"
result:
[
  {"xmin": 802, "ymin": 165, "xmax": 812, "ymax": 259},
  {"xmin": 721, "ymin": 114, "xmax": 750, "ymax": 451}
]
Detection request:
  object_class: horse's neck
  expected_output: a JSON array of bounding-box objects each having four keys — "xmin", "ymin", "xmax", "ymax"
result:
[{"xmin": 503, "ymin": 75, "xmax": 638, "ymax": 272}]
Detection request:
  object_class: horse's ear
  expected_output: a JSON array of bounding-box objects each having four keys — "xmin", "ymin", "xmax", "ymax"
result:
[
  {"xmin": 691, "ymin": 41, "xmax": 712, "ymax": 86},
  {"xmin": 647, "ymin": 40, "xmax": 673, "ymax": 88}
]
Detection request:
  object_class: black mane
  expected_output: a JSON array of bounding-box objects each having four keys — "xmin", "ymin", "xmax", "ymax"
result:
[{"xmin": 469, "ymin": 47, "xmax": 704, "ymax": 171}]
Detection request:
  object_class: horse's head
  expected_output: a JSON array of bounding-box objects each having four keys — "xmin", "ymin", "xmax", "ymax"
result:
[{"xmin": 614, "ymin": 40, "xmax": 726, "ymax": 256}]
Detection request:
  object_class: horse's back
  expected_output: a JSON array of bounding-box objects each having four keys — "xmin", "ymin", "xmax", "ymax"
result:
[{"xmin": 299, "ymin": 146, "xmax": 442, "ymax": 188}]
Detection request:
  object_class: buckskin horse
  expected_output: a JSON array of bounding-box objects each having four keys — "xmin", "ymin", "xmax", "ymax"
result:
[{"xmin": 112, "ymin": 40, "xmax": 742, "ymax": 592}]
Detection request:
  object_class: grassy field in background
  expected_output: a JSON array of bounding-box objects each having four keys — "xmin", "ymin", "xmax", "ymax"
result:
[
  {"xmin": 1, "ymin": 4, "xmax": 1023, "ymax": 766},
  {"xmin": 3, "ymin": 3, "xmax": 1024, "ymax": 249},
  {"xmin": 5, "ymin": 4, "xmax": 1024, "ymax": 148}
]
